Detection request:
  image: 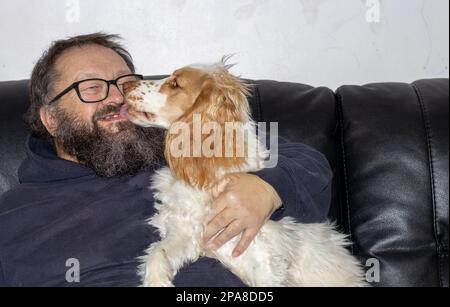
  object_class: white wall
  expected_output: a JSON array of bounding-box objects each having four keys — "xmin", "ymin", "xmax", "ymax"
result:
[{"xmin": 0, "ymin": 0, "xmax": 448, "ymax": 89}]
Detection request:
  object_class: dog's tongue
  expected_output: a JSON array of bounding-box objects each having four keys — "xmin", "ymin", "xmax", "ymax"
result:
[{"xmin": 119, "ymin": 104, "xmax": 129, "ymax": 118}]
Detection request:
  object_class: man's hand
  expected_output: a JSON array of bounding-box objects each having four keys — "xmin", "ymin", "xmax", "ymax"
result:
[{"xmin": 203, "ymin": 173, "xmax": 282, "ymax": 257}]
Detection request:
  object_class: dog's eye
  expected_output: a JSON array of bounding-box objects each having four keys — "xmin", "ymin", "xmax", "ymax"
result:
[{"xmin": 170, "ymin": 79, "xmax": 179, "ymax": 89}]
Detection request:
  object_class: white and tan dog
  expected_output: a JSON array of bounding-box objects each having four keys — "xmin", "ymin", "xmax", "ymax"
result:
[{"xmin": 123, "ymin": 61, "xmax": 366, "ymax": 287}]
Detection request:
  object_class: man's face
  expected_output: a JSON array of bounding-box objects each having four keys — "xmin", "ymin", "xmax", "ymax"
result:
[
  {"xmin": 53, "ymin": 44, "xmax": 131, "ymax": 136},
  {"xmin": 47, "ymin": 44, "xmax": 164, "ymax": 177}
]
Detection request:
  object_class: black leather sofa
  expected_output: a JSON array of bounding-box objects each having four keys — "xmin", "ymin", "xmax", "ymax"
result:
[{"xmin": 0, "ymin": 77, "xmax": 448, "ymax": 287}]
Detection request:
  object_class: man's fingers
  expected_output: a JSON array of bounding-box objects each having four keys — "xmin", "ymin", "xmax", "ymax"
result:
[
  {"xmin": 208, "ymin": 220, "xmax": 243, "ymax": 251},
  {"xmin": 210, "ymin": 177, "xmax": 231, "ymax": 199},
  {"xmin": 232, "ymin": 228, "xmax": 258, "ymax": 257},
  {"xmin": 203, "ymin": 208, "xmax": 235, "ymax": 243},
  {"xmin": 204, "ymin": 193, "xmax": 228, "ymax": 225}
]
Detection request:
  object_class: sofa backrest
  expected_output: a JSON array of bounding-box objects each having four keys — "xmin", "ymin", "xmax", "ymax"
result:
[{"xmin": 0, "ymin": 80, "xmax": 29, "ymax": 194}]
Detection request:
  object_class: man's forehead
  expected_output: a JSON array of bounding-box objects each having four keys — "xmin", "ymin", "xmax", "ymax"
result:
[
  {"xmin": 74, "ymin": 70, "xmax": 131, "ymax": 81},
  {"xmin": 56, "ymin": 45, "xmax": 131, "ymax": 81}
]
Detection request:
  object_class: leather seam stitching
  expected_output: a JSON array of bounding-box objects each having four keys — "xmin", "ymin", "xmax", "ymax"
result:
[
  {"xmin": 412, "ymin": 82, "xmax": 443, "ymax": 287},
  {"xmin": 336, "ymin": 90, "xmax": 354, "ymax": 253},
  {"xmin": 253, "ymin": 83, "xmax": 263, "ymax": 122}
]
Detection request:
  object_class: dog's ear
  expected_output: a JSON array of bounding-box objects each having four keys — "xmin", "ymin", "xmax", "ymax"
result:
[
  {"xmin": 188, "ymin": 71, "xmax": 249, "ymax": 124},
  {"xmin": 206, "ymin": 79, "xmax": 250, "ymax": 124},
  {"xmin": 193, "ymin": 78, "xmax": 217, "ymax": 109},
  {"xmin": 164, "ymin": 76, "xmax": 249, "ymax": 189}
]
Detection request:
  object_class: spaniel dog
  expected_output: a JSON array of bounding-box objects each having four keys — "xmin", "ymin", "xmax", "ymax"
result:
[{"xmin": 123, "ymin": 60, "xmax": 366, "ymax": 287}]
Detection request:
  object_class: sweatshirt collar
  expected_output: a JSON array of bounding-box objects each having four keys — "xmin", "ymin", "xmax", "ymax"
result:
[{"xmin": 18, "ymin": 135, "xmax": 95, "ymax": 183}]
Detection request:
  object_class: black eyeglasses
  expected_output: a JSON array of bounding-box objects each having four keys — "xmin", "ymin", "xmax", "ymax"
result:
[{"xmin": 48, "ymin": 74, "xmax": 144, "ymax": 104}]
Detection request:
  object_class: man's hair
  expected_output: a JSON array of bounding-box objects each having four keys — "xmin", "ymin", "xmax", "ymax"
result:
[{"xmin": 25, "ymin": 32, "xmax": 135, "ymax": 141}]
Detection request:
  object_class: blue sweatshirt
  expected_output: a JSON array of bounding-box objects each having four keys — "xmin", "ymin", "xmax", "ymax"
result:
[{"xmin": 0, "ymin": 135, "xmax": 332, "ymax": 287}]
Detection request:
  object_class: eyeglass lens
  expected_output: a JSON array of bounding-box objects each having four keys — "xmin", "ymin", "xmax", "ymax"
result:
[{"xmin": 79, "ymin": 75, "xmax": 141, "ymax": 102}]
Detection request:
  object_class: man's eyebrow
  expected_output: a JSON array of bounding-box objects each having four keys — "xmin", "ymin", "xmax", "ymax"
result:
[
  {"xmin": 73, "ymin": 70, "xmax": 132, "ymax": 81},
  {"xmin": 115, "ymin": 70, "xmax": 133, "ymax": 77},
  {"xmin": 73, "ymin": 72, "xmax": 102, "ymax": 81}
]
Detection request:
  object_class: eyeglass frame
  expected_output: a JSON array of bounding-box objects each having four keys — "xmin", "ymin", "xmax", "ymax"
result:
[{"xmin": 47, "ymin": 74, "xmax": 144, "ymax": 104}]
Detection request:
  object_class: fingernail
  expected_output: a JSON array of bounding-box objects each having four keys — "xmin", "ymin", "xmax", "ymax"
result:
[{"xmin": 232, "ymin": 250, "xmax": 240, "ymax": 258}]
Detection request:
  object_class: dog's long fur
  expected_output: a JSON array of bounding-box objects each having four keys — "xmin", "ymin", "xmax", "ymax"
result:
[{"xmin": 124, "ymin": 60, "xmax": 367, "ymax": 287}]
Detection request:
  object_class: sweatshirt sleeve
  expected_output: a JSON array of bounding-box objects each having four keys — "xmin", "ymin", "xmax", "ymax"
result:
[
  {"xmin": 0, "ymin": 259, "xmax": 5, "ymax": 286},
  {"xmin": 253, "ymin": 137, "xmax": 333, "ymax": 223}
]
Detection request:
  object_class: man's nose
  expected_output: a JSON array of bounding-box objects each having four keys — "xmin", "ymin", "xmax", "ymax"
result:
[{"xmin": 102, "ymin": 84, "xmax": 124, "ymax": 106}]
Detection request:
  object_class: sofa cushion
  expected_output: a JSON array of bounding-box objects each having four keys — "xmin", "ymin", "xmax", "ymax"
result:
[
  {"xmin": 249, "ymin": 80, "xmax": 339, "ymax": 220},
  {"xmin": 0, "ymin": 80, "xmax": 29, "ymax": 195},
  {"xmin": 412, "ymin": 79, "xmax": 449, "ymax": 287},
  {"xmin": 336, "ymin": 79, "xmax": 449, "ymax": 287}
]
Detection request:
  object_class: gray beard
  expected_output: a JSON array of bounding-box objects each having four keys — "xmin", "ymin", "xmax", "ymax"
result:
[{"xmin": 52, "ymin": 105, "xmax": 165, "ymax": 177}]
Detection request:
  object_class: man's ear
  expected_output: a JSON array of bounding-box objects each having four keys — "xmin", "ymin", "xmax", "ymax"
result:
[{"xmin": 40, "ymin": 106, "xmax": 58, "ymax": 137}]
